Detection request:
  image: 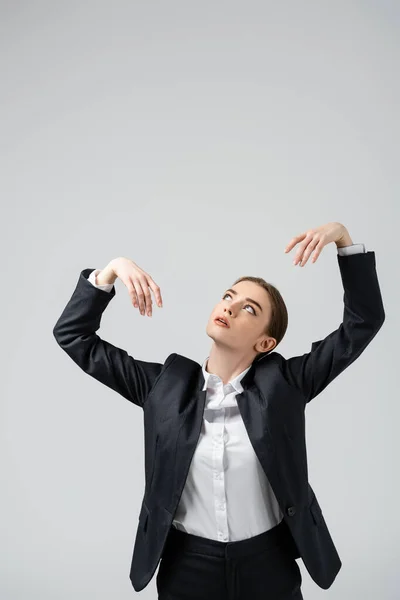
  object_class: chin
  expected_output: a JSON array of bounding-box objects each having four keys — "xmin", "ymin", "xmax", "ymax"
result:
[{"xmin": 205, "ymin": 324, "xmax": 215, "ymax": 340}]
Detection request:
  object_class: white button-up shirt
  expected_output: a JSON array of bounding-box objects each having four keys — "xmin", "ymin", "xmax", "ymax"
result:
[
  {"xmin": 170, "ymin": 357, "xmax": 284, "ymax": 542},
  {"xmin": 87, "ymin": 242, "xmax": 365, "ymax": 542}
]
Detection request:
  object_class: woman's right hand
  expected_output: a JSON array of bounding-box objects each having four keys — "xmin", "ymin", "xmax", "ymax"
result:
[{"xmin": 110, "ymin": 257, "xmax": 163, "ymax": 317}]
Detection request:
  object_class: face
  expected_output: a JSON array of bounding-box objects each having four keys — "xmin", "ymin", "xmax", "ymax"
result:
[{"xmin": 206, "ymin": 280, "xmax": 277, "ymax": 357}]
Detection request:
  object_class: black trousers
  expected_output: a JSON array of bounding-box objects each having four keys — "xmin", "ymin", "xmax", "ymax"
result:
[{"xmin": 156, "ymin": 519, "xmax": 303, "ymax": 600}]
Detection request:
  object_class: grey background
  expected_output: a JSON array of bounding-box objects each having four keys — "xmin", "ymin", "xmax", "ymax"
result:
[{"xmin": 1, "ymin": 1, "xmax": 398, "ymax": 598}]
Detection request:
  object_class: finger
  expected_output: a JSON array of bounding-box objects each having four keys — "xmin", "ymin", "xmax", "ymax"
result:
[
  {"xmin": 126, "ymin": 277, "xmax": 139, "ymax": 307},
  {"xmin": 284, "ymin": 233, "xmax": 307, "ymax": 253},
  {"xmin": 299, "ymin": 238, "xmax": 320, "ymax": 267},
  {"xmin": 293, "ymin": 233, "xmax": 314, "ymax": 264},
  {"xmin": 146, "ymin": 274, "xmax": 163, "ymax": 308},
  {"xmin": 311, "ymin": 239, "xmax": 324, "ymax": 263},
  {"xmin": 133, "ymin": 280, "xmax": 146, "ymax": 315},
  {"xmin": 139, "ymin": 276, "xmax": 153, "ymax": 316}
]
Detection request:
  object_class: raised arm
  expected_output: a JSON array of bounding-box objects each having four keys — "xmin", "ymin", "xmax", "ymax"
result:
[
  {"xmin": 278, "ymin": 223, "xmax": 385, "ymax": 405},
  {"xmin": 52, "ymin": 258, "xmax": 164, "ymax": 409}
]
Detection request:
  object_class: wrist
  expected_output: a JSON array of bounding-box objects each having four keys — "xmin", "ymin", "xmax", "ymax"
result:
[
  {"xmin": 335, "ymin": 227, "xmax": 353, "ymax": 248},
  {"xmin": 96, "ymin": 262, "xmax": 118, "ymax": 285}
]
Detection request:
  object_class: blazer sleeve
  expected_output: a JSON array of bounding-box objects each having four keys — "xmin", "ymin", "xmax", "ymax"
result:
[
  {"xmin": 52, "ymin": 268, "xmax": 164, "ymax": 409},
  {"xmin": 279, "ymin": 251, "xmax": 385, "ymax": 405}
]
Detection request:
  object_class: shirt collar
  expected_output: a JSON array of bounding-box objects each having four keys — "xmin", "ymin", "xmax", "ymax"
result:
[{"xmin": 201, "ymin": 356, "xmax": 252, "ymax": 394}]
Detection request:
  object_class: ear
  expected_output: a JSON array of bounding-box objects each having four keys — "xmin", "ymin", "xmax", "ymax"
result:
[{"xmin": 259, "ymin": 336, "xmax": 277, "ymax": 354}]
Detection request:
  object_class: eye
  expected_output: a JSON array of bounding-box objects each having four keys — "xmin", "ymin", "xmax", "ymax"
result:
[{"xmin": 222, "ymin": 293, "xmax": 256, "ymax": 315}]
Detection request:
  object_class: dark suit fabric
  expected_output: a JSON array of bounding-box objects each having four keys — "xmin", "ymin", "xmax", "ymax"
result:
[{"xmin": 53, "ymin": 251, "xmax": 385, "ymax": 591}]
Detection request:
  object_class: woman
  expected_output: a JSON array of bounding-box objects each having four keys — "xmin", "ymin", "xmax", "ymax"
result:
[{"xmin": 53, "ymin": 221, "xmax": 384, "ymax": 599}]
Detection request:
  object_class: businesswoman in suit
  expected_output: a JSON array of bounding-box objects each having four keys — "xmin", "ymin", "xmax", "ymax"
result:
[{"xmin": 54, "ymin": 221, "xmax": 382, "ymax": 599}]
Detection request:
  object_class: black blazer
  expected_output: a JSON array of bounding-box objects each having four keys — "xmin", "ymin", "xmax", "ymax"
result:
[{"xmin": 52, "ymin": 251, "xmax": 385, "ymax": 592}]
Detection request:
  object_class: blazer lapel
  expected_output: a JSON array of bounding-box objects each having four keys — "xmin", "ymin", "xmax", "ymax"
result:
[
  {"xmin": 236, "ymin": 383, "xmax": 275, "ymax": 474},
  {"xmin": 170, "ymin": 383, "xmax": 207, "ymax": 500},
  {"xmin": 172, "ymin": 367, "xmax": 276, "ymax": 498}
]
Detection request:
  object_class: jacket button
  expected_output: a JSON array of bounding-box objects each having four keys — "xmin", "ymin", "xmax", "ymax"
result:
[{"xmin": 287, "ymin": 506, "xmax": 296, "ymax": 517}]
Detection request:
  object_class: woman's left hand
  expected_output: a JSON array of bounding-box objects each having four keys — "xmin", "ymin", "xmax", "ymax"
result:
[{"xmin": 284, "ymin": 222, "xmax": 352, "ymax": 266}]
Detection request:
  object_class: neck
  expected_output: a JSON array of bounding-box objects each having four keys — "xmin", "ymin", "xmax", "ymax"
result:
[{"xmin": 206, "ymin": 344, "xmax": 254, "ymax": 385}]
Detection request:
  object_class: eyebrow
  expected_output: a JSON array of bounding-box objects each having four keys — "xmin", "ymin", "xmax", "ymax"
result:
[{"xmin": 225, "ymin": 289, "xmax": 263, "ymax": 313}]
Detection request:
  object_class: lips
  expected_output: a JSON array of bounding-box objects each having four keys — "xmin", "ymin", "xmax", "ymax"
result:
[{"xmin": 214, "ymin": 316, "xmax": 230, "ymax": 328}]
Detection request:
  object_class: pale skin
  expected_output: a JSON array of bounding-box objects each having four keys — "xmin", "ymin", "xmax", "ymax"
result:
[{"xmin": 97, "ymin": 222, "xmax": 353, "ymax": 386}]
